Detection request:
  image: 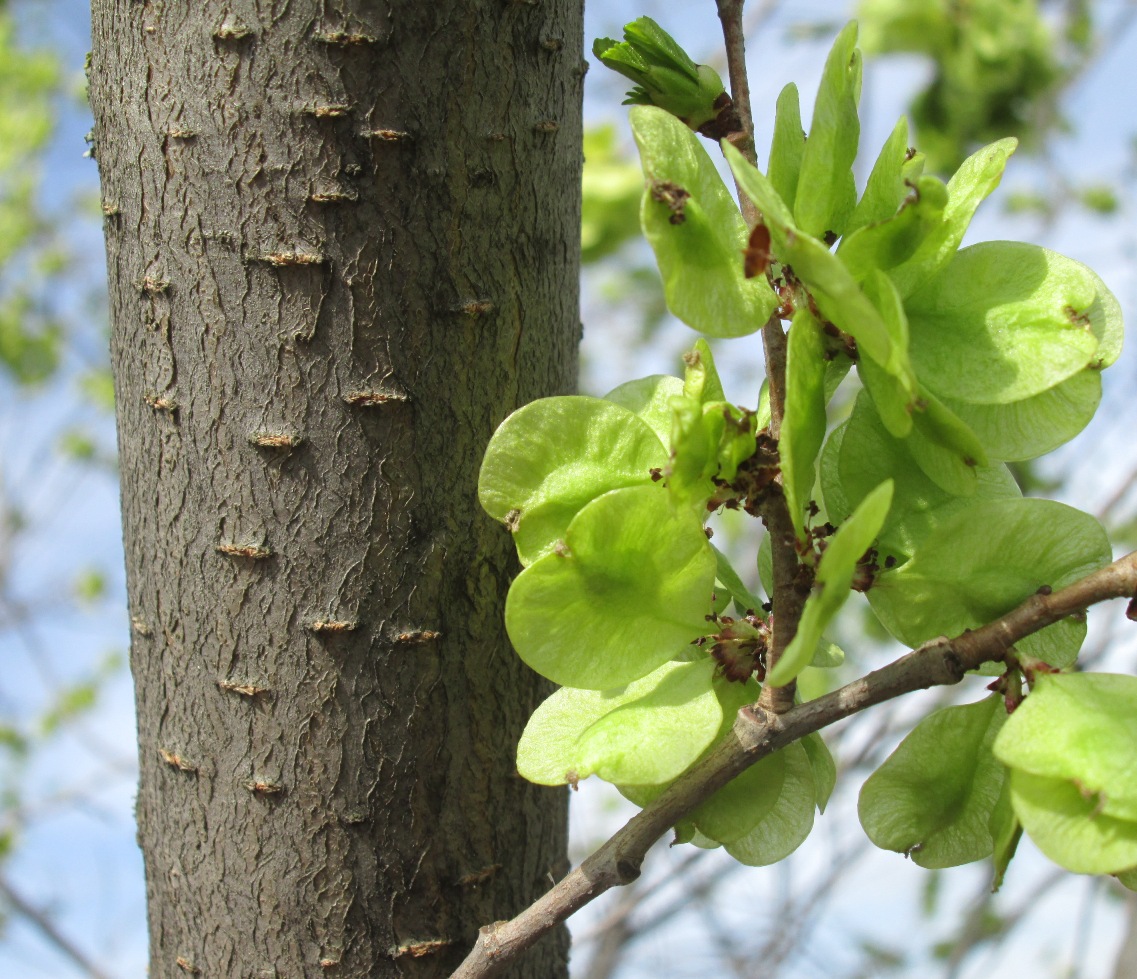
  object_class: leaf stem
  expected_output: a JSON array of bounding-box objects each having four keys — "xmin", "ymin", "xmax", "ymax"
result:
[{"xmin": 451, "ymin": 550, "xmax": 1137, "ymax": 978}]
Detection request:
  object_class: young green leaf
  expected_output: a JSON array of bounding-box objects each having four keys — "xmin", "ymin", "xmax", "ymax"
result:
[
  {"xmin": 906, "ymin": 386, "xmax": 989, "ymax": 496},
  {"xmin": 929, "ymin": 263, "xmax": 1116, "ymax": 460},
  {"xmin": 781, "ymin": 307, "xmax": 829, "ymax": 541},
  {"xmin": 505, "ymin": 484, "xmax": 715, "ymax": 689},
  {"xmin": 802, "ymin": 730, "xmax": 837, "ymax": 813},
  {"xmin": 906, "ymin": 242, "xmax": 1101, "ymax": 405},
  {"xmin": 810, "ymin": 639, "xmax": 845, "ymax": 670},
  {"xmin": 683, "ymin": 338, "xmax": 727, "ymax": 403},
  {"xmin": 856, "ymin": 269, "xmax": 917, "ymax": 438},
  {"xmin": 713, "ymin": 545, "xmax": 765, "ymax": 615},
  {"xmin": 767, "ymin": 83, "xmax": 805, "ymax": 211},
  {"xmin": 693, "ymin": 749, "xmax": 789, "ymax": 844},
  {"xmin": 667, "ymin": 395, "xmax": 723, "ymax": 507},
  {"xmin": 838, "ymin": 175, "xmax": 949, "ymax": 281},
  {"xmin": 666, "ymin": 341, "xmax": 756, "ymax": 505},
  {"xmin": 989, "ymin": 774, "xmax": 1023, "ymax": 891},
  {"xmin": 836, "ymin": 392, "xmax": 1019, "ymax": 563},
  {"xmin": 632, "ymin": 106, "xmax": 776, "ymax": 337},
  {"xmin": 1005, "ymin": 769, "xmax": 1137, "ymax": 875},
  {"xmin": 794, "ymin": 21, "xmax": 862, "ymax": 240},
  {"xmin": 868, "ymin": 499, "xmax": 1110, "ymax": 666},
  {"xmin": 819, "ymin": 420, "xmax": 851, "ymax": 526},
  {"xmin": 516, "ymin": 659, "xmax": 724, "ymax": 787},
  {"xmin": 846, "ymin": 116, "xmax": 911, "ymax": 235},
  {"xmin": 1117, "ymin": 868, "xmax": 1137, "ymax": 892},
  {"xmin": 858, "ymin": 696, "xmax": 1009, "ymax": 869},
  {"xmin": 888, "ymin": 138, "xmax": 1017, "ymax": 299},
  {"xmin": 941, "ymin": 370, "xmax": 1102, "ymax": 462},
  {"xmin": 993, "ymin": 673, "xmax": 1137, "ymax": 822},
  {"xmin": 1083, "ymin": 263, "xmax": 1124, "ymax": 368},
  {"xmin": 605, "ymin": 374, "xmax": 684, "ymax": 447},
  {"xmin": 724, "ymin": 742, "xmax": 817, "ymax": 865},
  {"xmin": 724, "ymin": 142, "xmax": 919, "ymax": 411},
  {"xmin": 769, "ymin": 479, "xmax": 894, "ymax": 687},
  {"xmin": 479, "ymin": 397, "xmax": 668, "ymax": 565},
  {"xmin": 620, "ymin": 674, "xmax": 763, "ymax": 827}
]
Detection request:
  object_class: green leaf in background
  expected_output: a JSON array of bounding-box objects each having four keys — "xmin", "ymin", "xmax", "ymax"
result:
[
  {"xmin": 631, "ymin": 106, "xmax": 776, "ymax": 337},
  {"xmin": 906, "ymin": 242, "xmax": 1101, "ymax": 405},
  {"xmin": 0, "ymin": 306, "xmax": 59, "ymax": 384},
  {"xmin": 594, "ymin": 17, "xmax": 727, "ymax": 131},
  {"xmin": 516, "ymin": 659, "xmax": 724, "ymax": 787},
  {"xmin": 794, "ymin": 21, "xmax": 862, "ymax": 240},
  {"xmin": 724, "ymin": 741, "xmax": 817, "ymax": 865},
  {"xmin": 859, "ymin": 696, "xmax": 1008, "ymax": 868},
  {"xmin": 479, "ymin": 397, "xmax": 667, "ymax": 565},
  {"xmin": 857, "ymin": 0, "xmax": 1060, "ymax": 174},
  {"xmin": 802, "ymin": 730, "xmax": 837, "ymax": 813},
  {"xmin": 767, "ymin": 83, "xmax": 805, "ymax": 212},
  {"xmin": 781, "ymin": 307, "xmax": 829, "ymax": 541},
  {"xmin": 869, "ymin": 499, "xmax": 1111, "ymax": 665},
  {"xmin": 770, "ymin": 479, "xmax": 894, "ymax": 686},
  {"xmin": 582, "ymin": 125, "xmax": 646, "ymax": 263},
  {"xmin": 505, "ymin": 485, "xmax": 715, "ymax": 689}
]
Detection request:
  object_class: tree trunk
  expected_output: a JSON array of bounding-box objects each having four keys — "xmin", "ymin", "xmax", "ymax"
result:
[{"xmin": 87, "ymin": 2, "xmax": 582, "ymax": 975}]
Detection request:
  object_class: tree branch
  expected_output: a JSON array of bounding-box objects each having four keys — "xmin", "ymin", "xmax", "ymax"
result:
[
  {"xmin": 0, "ymin": 874, "xmax": 113, "ymax": 979},
  {"xmin": 715, "ymin": 0, "xmax": 801, "ymax": 711},
  {"xmin": 451, "ymin": 549, "xmax": 1137, "ymax": 979},
  {"xmin": 716, "ymin": 0, "xmax": 756, "ymax": 171}
]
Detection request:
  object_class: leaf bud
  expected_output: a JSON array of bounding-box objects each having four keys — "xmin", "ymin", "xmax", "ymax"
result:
[{"xmin": 593, "ymin": 18, "xmax": 728, "ymax": 132}]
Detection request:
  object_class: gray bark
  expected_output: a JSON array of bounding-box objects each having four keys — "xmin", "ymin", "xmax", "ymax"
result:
[{"xmin": 88, "ymin": 2, "xmax": 582, "ymax": 975}]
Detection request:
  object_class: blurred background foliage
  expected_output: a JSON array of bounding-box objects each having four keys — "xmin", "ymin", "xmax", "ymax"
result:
[{"xmin": 2, "ymin": 0, "xmax": 1137, "ymax": 976}]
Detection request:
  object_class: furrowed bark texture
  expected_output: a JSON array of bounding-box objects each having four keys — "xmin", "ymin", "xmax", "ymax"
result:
[{"xmin": 88, "ymin": 2, "xmax": 582, "ymax": 975}]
